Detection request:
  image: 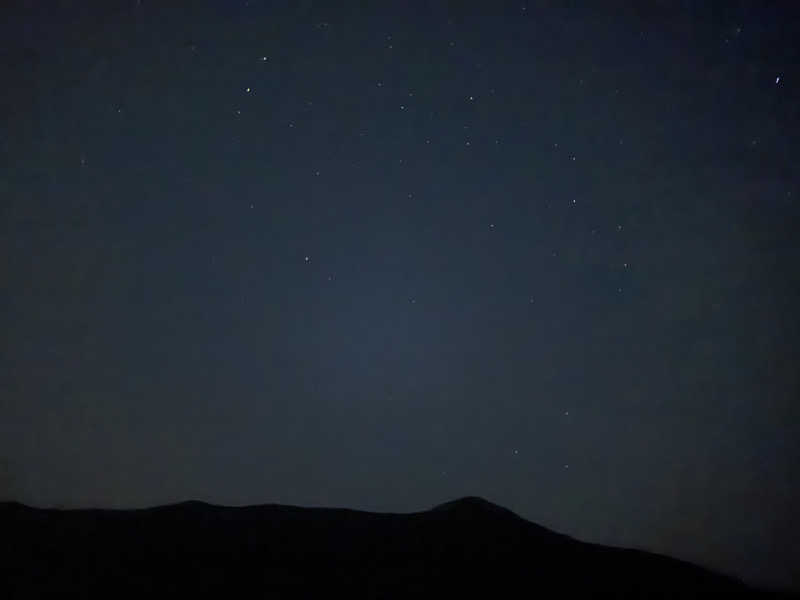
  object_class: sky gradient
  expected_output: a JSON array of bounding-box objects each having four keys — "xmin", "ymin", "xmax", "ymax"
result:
[{"xmin": 2, "ymin": 0, "xmax": 799, "ymax": 591}]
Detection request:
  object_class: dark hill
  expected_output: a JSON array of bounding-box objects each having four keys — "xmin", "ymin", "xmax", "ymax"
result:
[
  {"xmin": 0, "ymin": 497, "xmax": 793, "ymax": 599},
  {"xmin": 431, "ymin": 495, "xmax": 518, "ymax": 516}
]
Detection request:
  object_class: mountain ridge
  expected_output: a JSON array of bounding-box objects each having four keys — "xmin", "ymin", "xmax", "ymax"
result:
[{"xmin": 1, "ymin": 496, "xmax": 795, "ymax": 599}]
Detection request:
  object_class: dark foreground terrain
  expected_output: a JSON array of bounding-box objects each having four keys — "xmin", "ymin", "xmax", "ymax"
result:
[{"xmin": 1, "ymin": 496, "xmax": 794, "ymax": 598}]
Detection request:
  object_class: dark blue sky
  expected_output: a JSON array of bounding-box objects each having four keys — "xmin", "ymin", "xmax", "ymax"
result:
[{"xmin": 2, "ymin": 0, "xmax": 799, "ymax": 591}]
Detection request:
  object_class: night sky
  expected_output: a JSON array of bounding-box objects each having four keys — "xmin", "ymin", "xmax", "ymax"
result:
[{"xmin": 2, "ymin": 0, "xmax": 799, "ymax": 591}]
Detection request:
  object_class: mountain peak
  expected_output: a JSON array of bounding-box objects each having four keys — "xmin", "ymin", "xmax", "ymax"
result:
[{"xmin": 431, "ymin": 496, "xmax": 517, "ymax": 517}]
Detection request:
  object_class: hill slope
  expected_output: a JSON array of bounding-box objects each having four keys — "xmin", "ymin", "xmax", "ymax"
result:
[{"xmin": 0, "ymin": 497, "xmax": 791, "ymax": 599}]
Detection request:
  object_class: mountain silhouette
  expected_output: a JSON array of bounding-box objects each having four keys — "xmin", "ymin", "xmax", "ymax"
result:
[
  {"xmin": 431, "ymin": 495, "xmax": 517, "ymax": 515},
  {"xmin": 0, "ymin": 496, "xmax": 794, "ymax": 599}
]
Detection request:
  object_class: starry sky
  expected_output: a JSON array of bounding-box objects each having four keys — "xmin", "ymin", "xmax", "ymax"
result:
[{"xmin": 2, "ymin": 0, "xmax": 799, "ymax": 591}]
